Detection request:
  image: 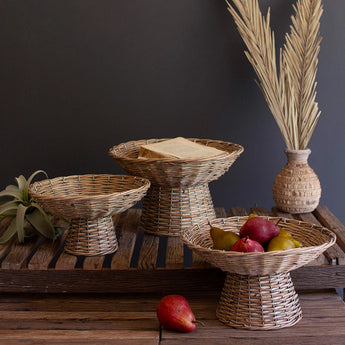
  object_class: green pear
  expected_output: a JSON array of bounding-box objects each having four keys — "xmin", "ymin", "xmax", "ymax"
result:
[{"xmin": 209, "ymin": 222, "xmax": 240, "ymax": 251}]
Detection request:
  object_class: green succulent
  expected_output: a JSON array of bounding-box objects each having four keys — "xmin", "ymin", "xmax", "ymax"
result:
[{"xmin": 0, "ymin": 170, "xmax": 56, "ymax": 243}]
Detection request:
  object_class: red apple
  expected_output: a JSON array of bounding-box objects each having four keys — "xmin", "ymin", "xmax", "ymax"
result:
[
  {"xmin": 239, "ymin": 217, "xmax": 280, "ymax": 245},
  {"xmin": 231, "ymin": 236, "xmax": 264, "ymax": 252},
  {"xmin": 156, "ymin": 295, "xmax": 197, "ymax": 333}
]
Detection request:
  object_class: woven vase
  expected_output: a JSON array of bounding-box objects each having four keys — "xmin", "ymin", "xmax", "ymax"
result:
[{"xmin": 273, "ymin": 149, "xmax": 321, "ymax": 214}]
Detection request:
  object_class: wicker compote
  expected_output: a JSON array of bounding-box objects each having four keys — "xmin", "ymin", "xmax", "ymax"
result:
[
  {"xmin": 29, "ymin": 174, "xmax": 150, "ymax": 256},
  {"xmin": 109, "ymin": 138, "xmax": 243, "ymax": 236},
  {"xmin": 182, "ymin": 216, "xmax": 336, "ymax": 330}
]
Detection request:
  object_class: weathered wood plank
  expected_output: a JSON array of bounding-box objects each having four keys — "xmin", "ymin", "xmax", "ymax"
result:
[
  {"xmin": 0, "ymin": 263, "xmax": 342, "ymax": 293},
  {"xmin": 1, "ymin": 237, "xmax": 40, "ymax": 270},
  {"xmin": 161, "ymin": 290, "xmax": 345, "ymax": 345},
  {"xmin": 0, "ymin": 269, "xmax": 224, "ymax": 294},
  {"xmin": 0, "ymin": 320, "xmax": 157, "ymax": 332},
  {"xmin": 0, "ymin": 330, "xmax": 159, "ymax": 345},
  {"xmin": 82, "ymin": 255, "xmax": 105, "ymax": 270},
  {"xmin": 215, "ymin": 207, "xmax": 227, "ymax": 218},
  {"xmin": 0, "ymin": 294, "xmax": 161, "ymax": 312},
  {"xmin": 0, "ymin": 218, "xmax": 15, "ymax": 262},
  {"xmin": 138, "ymin": 233, "xmax": 159, "ymax": 270},
  {"xmin": 0, "ymin": 290, "xmax": 161, "ymax": 343},
  {"xmin": 250, "ymin": 206, "xmax": 270, "ymax": 216},
  {"xmin": 161, "ymin": 335, "xmax": 345, "ymax": 345},
  {"xmin": 0, "ymin": 206, "xmax": 342, "ymax": 296},
  {"xmin": 55, "ymin": 252, "xmax": 77, "ymax": 270},
  {"xmin": 292, "ymin": 265, "xmax": 345, "ymax": 289},
  {"xmin": 0, "ymin": 291, "xmax": 344, "ymax": 345},
  {"xmin": 0, "ymin": 340, "xmax": 155, "ymax": 345},
  {"xmin": 28, "ymin": 232, "xmax": 67, "ymax": 270},
  {"xmin": 111, "ymin": 209, "xmax": 141, "ymax": 269},
  {"xmin": 0, "ymin": 310, "xmax": 157, "ymax": 321},
  {"xmin": 165, "ymin": 237, "xmax": 184, "ymax": 269},
  {"xmin": 0, "ymin": 240, "xmax": 14, "ymax": 264},
  {"xmin": 296, "ymin": 212, "xmax": 345, "ymax": 265},
  {"xmin": 228, "ymin": 207, "xmax": 247, "ymax": 216},
  {"xmin": 314, "ymin": 205, "xmax": 345, "ymax": 252},
  {"xmin": 0, "ymin": 311, "xmax": 158, "ymax": 331}
]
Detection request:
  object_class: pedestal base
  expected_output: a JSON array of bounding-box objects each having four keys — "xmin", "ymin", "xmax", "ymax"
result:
[
  {"xmin": 217, "ymin": 272, "xmax": 302, "ymax": 330},
  {"xmin": 65, "ymin": 216, "xmax": 118, "ymax": 256},
  {"xmin": 140, "ymin": 183, "xmax": 216, "ymax": 236}
]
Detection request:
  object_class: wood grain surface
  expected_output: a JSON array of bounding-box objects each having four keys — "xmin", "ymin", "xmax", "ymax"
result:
[
  {"xmin": 0, "ymin": 206, "xmax": 342, "ymax": 294},
  {"xmin": 0, "ymin": 290, "xmax": 344, "ymax": 344}
]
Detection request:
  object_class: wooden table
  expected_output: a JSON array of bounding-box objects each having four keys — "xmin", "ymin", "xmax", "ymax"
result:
[
  {"xmin": 0, "ymin": 205, "xmax": 345, "ymax": 344},
  {"xmin": 0, "ymin": 289, "xmax": 344, "ymax": 344}
]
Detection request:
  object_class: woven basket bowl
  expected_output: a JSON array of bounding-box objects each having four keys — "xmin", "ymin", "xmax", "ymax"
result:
[
  {"xmin": 29, "ymin": 174, "xmax": 151, "ymax": 220},
  {"xmin": 182, "ymin": 216, "xmax": 336, "ymax": 276},
  {"xmin": 108, "ymin": 138, "xmax": 244, "ymax": 187}
]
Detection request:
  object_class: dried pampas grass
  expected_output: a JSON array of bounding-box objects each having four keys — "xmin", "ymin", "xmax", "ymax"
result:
[{"xmin": 227, "ymin": 0, "xmax": 323, "ymax": 150}]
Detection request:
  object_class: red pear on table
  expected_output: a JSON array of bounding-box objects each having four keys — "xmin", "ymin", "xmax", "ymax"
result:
[
  {"xmin": 156, "ymin": 295, "xmax": 197, "ymax": 333},
  {"xmin": 240, "ymin": 216, "xmax": 280, "ymax": 245}
]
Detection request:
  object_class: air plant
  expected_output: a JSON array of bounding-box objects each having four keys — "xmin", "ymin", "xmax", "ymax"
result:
[{"xmin": 0, "ymin": 170, "xmax": 56, "ymax": 243}]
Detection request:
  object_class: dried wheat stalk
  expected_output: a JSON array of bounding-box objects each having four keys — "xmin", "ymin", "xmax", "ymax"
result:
[{"xmin": 226, "ymin": 0, "xmax": 323, "ymax": 150}]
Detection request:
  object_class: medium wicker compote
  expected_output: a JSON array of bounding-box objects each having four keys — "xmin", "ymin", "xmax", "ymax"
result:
[
  {"xmin": 109, "ymin": 138, "xmax": 244, "ymax": 236},
  {"xmin": 182, "ymin": 216, "xmax": 336, "ymax": 330},
  {"xmin": 29, "ymin": 174, "xmax": 150, "ymax": 256}
]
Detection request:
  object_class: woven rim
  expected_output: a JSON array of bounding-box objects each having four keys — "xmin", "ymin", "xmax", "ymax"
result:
[
  {"xmin": 182, "ymin": 216, "xmax": 336, "ymax": 276},
  {"xmin": 109, "ymin": 138, "xmax": 244, "ymax": 163},
  {"xmin": 29, "ymin": 174, "xmax": 151, "ymax": 219},
  {"xmin": 108, "ymin": 138, "xmax": 244, "ymax": 187}
]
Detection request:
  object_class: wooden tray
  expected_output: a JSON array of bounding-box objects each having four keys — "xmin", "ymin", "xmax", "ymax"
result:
[{"xmin": 0, "ymin": 206, "xmax": 344, "ymax": 294}]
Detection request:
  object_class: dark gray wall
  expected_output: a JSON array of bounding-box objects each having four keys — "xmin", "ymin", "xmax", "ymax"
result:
[{"xmin": 1, "ymin": 0, "xmax": 344, "ymax": 223}]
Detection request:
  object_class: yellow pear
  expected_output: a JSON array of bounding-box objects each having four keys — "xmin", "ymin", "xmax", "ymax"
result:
[
  {"xmin": 292, "ymin": 238, "xmax": 302, "ymax": 248},
  {"xmin": 279, "ymin": 228, "xmax": 302, "ymax": 248},
  {"xmin": 267, "ymin": 234, "xmax": 295, "ymax": 251},
  {"xmin": 247, "ymin": 213, "xmax": 258, "ymax": 220},
  {"xmin": 209, "ymin": 222, "xmax": 240, "ymax": 251}
]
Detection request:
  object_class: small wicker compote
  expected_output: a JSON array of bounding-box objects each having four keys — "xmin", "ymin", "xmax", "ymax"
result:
[
  {"xmin": 182, "ymin": 216, "xmax": 336, "ymax": 330},
  {"xmin": 29, "ymin": 174, "xmax": 150, "ymax": 256},
  {"xmin": 109, "ymin": 138, "xmax": 244, "ymax": 236}
]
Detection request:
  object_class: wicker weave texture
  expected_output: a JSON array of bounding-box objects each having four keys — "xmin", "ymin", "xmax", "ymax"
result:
[
  {"xmin": 139, "ymin": 184, "xmax": 216, "ymax": 236},
  {"xmin": 29, "ymin": 174, "xmax": 150, "ymax": 256},
  {"xmin": 273, "ymin": 149, "xmax": 321, "ymax": 214},
  {"xmin": 65, "ymin": 216, "xmax": 118, "ymax": 256},
  {"xmin": 217, "ymin": 272, "xmax": 302, "ymax": 330},
  {"xmin": 182, "ymin": 216, "xmax": 336, "ymax": 276},
  {"xmin": 109, "ymin": 138, "xmax": 243, "ymax": 236},
  {"xmin": 182, "ymin": 216, "xmax": 335, "ymax": 330},
  {"xmin": 109, "ymin": 138, "xmax": 244, "ymax": 187},
  {"xmin": 29, "ymin": 174, "xmax": 150, "ymax": 220}
]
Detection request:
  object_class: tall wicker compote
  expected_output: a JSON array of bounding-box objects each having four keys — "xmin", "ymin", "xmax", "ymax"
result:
[
  {"xmin": 109, "ymin": 138, "xmax": 243, "ymax": 236},
  {"xmin": 29, "ymin": 174, "xmax": 150, "ymax": 256},
  {"xmin": 182, "ymin": 216, "xmax": 336, "ymax": 330}
]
